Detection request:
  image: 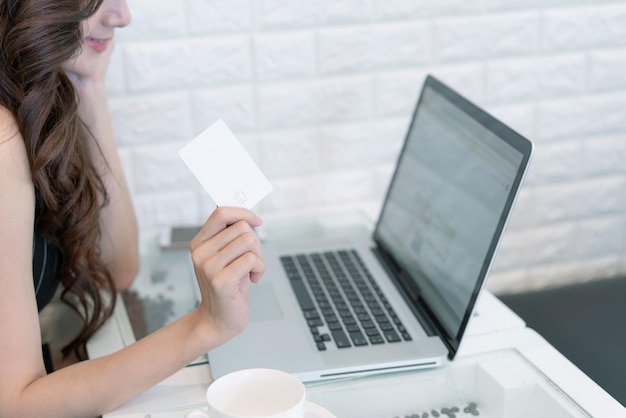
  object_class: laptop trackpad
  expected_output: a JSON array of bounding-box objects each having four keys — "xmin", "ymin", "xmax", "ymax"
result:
[{"xmin": 249, "ymin": 283, "xmax": 283, "ymax": 321}]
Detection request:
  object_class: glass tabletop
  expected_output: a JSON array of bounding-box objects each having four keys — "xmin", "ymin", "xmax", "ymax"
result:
[
  {"xmin": 120, "ymin": 235, "xmax": 207, "ymax": 366},
  {"xmin": 144, "ymin": 348, "xmax": 589, "ymax": 418}
]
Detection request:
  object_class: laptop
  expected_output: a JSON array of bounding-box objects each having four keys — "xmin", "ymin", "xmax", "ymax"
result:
[{"xmin": 208, "ymin": 75, "xmax": 534, "ymax": 382}]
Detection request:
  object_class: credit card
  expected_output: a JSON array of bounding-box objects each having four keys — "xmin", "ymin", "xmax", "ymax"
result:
[{"xmin": 179, "ymin": 119, "xmax": 273, "ymax": 209}]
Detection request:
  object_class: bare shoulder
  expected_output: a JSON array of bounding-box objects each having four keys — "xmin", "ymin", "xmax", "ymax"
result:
[
  {"xmin": 0, "ymin": 104, "xmax": 19, "ymax": 139},
  {"xmin": 0, "ymin": 106, "xmax": 36, "ymax": 297},
  {"xmin": 0, "ymin": 106, "xmax": 34, "ymax": 217},
  {"xmin": 0, "ymin": 106, "xmax": 30, "ymax": 183},
  {"xmin": 0, "ymin": 106, "xmax": 43, "ymax": 410}
]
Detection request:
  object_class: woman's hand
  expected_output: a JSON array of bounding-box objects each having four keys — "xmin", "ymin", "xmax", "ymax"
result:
[
  {"xmin": 63, "ymin": 36, "xmax": 115, "ymax": 90},
  {"xmin": 190, "ymin": 207, "xmax": 265, "ymax": 346},
  {"xmin": 62, "ymin": 38, "xmax": 115, "ymax": 131}
]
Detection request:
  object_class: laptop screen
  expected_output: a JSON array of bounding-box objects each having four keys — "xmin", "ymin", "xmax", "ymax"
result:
[{"xmin": 373, "ymin": 75, "xmax": 532, "ymax": 358}]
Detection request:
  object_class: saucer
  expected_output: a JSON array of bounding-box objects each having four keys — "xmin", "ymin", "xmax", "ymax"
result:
[
  {"xmin": 305, "ymin": 401, "xmax": 336, "ymax": 418},
  {"xmin": 179, "ymin": 401, "xmax": 335, "ymax": 418}
]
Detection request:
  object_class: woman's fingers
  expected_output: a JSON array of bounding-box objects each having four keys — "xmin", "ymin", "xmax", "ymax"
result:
[
  {"xmin": 192, "ymin": 219, "xmax": 262, "ymax": 263},
  {"xmin": 193, "ymin": 227, "xmax": 264, "ymax": 281},
  {"xmin": 218, "ymin": 252, "xmax": 265, "ymax": 291},
  {"xmin": 191, "ymin": 207, "xmax": 261, "ymax": 249},
  {"xmin": 190, "ymin": 207, "xmax": 265, "ymax": 289}
]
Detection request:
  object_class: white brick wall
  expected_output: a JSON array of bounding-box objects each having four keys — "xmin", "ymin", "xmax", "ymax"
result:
[{"xmin": 108, "ymin": 0, "xmax": 626, "ymax": 294}]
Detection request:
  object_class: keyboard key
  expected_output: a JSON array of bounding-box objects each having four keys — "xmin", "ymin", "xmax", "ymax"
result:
[
  {"xmin": 307, "ymin": 318, "xmax": 323, "ymax": 327},
  {"xmin": 331, "ymin": 330, "xmax": 352, "ymax": 348},
  {"xmin": 384, "ymin": 330, "xmax": 402, "ymax": 343},
  {"xmin": 365, "ymin": 327, "xmax": 381, "ymax": 337},
  {"xmin": 349, "ymin": 331, "xmax": 369, "ymax": 346},
  {"xmin": 338, "ymin": 309, "xmax": 352, "ymax": 318},
  {"xmin": 346, "ymin": 323, "xmax": 360, "ymax": 333},
  {"xmin": 303, "ymin": 309, "xmax": 320, "ymax": 320},
  {"xmin": 361, "ymin": 320, "xmax": 376, "ymax": 329},
  {"xmin": 329, "ymin": 322, "xmax": 343, "ymax": 331},
  {"xmin": 286, "ymin": 279, "xmax": 315, "ymax": 311},
  {"xmin": 324, "ymin": 313, "xmax": 339, "ymax": 323},
  {"xmin": 370, "ymin": 335, "xmax": 385, "ymax": 344},
  {"xmin": 380, "ymin": 322, "xmax": 394, "ymax": 331},
  {"xmin": 318, "ymin": 301, "xmax": 331, "ymax": 309},
  {"xmin": 357, "ymin": 313, "xmax": 371, "ymax": 322},
  {"xmin": 375, "ymin": 314, "xmax": 389, "ymax": 323}
]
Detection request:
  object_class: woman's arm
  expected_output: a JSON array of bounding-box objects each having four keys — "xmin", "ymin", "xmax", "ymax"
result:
[
  {"xmin": 65, "ymin": 39, "xmax": 139, "ymax": 290},
  {"xmin": 0, "ymin": 117, "xmax": 264, "ymax": 416},
  {"xmin": 22, "ymin": 207, "xmax": 264, "ymax": 417},
  {"xmin": 80, "ymin": 80, "xmax": 139, "ymax": 290}
]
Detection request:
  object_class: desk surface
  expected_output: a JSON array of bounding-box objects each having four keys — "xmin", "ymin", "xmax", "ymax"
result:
[
  {"xmin": 87, "ymin": 210, "xmax": 626, "ymax": 418},
  {"xmin": 90, "ymin": 308, "xmax": 625, "ymax": 418}
]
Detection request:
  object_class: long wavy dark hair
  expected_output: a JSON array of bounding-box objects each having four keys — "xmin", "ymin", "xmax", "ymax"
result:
[{"xmin": 0, "ymin": 0, "xmax": 117, "ymax": 360}]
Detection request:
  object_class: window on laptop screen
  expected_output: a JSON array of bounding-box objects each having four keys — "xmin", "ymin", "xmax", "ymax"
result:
[{"xmin": 375, "ymin": 84, "xmax": 524, "ymax": 342}]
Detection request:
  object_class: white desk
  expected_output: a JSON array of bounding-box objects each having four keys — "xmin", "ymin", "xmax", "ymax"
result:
[{"xmin": 87, "ymin": 211, "xmax": 625, "ymax": 418}]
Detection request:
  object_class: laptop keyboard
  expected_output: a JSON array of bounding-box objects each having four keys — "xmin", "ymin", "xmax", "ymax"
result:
[{"xmin": 280, "ymin": 249, "xmax": 412, "ymax": 351}]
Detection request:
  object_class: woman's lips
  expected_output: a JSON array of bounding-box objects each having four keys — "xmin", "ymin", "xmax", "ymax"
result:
[{"xmin": 85, "ymin": 36, "xmax": 110, "ymax": 53}]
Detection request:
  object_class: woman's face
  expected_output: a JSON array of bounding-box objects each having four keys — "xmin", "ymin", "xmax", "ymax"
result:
[{"xmin": 65, "ymin": 0, "xmax": 132, "ymax": 78}]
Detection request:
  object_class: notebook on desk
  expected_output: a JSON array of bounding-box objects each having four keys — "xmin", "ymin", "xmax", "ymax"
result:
[{"xmin": 208, "ymin": 75, "xmax": 534, "ymax": 383}]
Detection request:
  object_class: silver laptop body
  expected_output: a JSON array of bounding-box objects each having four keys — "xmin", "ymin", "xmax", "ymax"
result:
[{"xmin": 209, "ymin": 75, "xmax": 534, "ymax": 383}]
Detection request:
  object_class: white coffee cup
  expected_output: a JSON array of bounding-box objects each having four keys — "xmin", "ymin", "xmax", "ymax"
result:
[{"xmin": 184, "ymin": 368, "xmax": 306, "ymax": 418}]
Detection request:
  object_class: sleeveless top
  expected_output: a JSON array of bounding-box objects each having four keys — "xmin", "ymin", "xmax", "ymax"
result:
[{"xmin": 33, "ymin": 191, "xmax": 62, "ymax": 312}]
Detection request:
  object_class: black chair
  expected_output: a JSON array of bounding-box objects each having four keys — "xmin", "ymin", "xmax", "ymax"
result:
[
  {"xmin": 499, "ymin": 276, "xmax": 626, "ymax": 407},
  {"xmin": 42, "ymin": 343, "xmax": 54, "ymax": 373}
]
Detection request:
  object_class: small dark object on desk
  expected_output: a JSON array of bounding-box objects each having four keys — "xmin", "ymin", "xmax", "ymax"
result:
[{"xmin": 394, "ymin": 402, "xmax": 480, "ymax": 418}]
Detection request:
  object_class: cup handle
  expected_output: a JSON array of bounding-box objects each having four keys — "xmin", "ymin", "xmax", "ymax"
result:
[{"xmin": 184, "ymin": 407, "xmax": 210, "ymax": 418}]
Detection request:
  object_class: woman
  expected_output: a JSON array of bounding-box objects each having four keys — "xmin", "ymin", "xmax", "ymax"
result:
[{"xmin": 0, "ymin": 0, "xmax": 265, "ymax": 416}]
